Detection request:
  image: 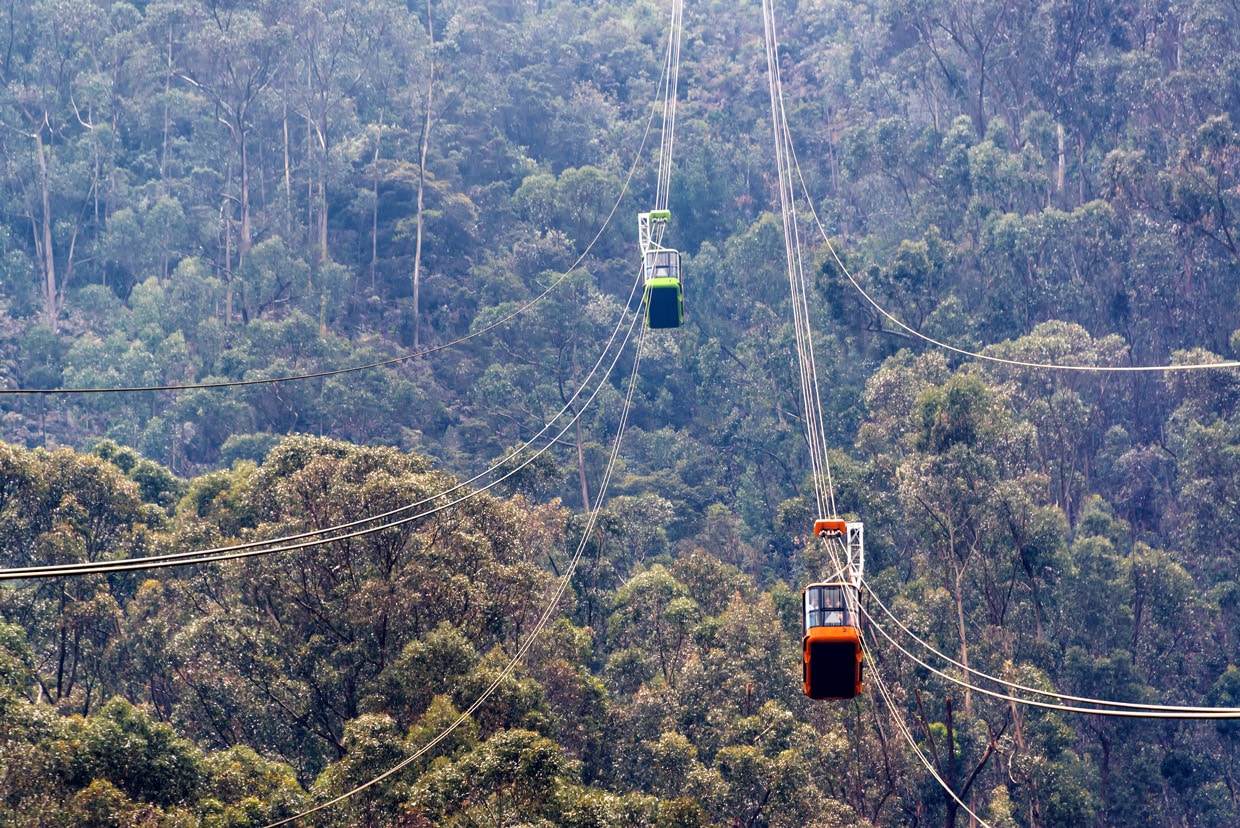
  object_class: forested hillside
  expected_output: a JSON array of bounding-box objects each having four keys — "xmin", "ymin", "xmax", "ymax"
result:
[{"xmin": 3, "ymin": 0, "xmax": 1240, "ymax": 824}]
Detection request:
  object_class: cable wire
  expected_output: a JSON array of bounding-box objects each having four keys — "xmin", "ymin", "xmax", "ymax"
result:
[
  {"xmin": 0, "ymin": 68, "xmax": 666, "ymax": 398},
  {"xmin": 761, "ymin": 0, "xmax": 838, "ymax": 519},
  {"xmin": 263, "ymin": 295, "xmax": 649, "ymax": 828},
  {"xmin": 862, "ymin": 597, "xmax": 1240, "ymax": 719},
  {"xmin": 0, "ymin": 291, "xmax": 644, "ymax": 580},
  {"xmin": 863, "ymin": 582, "xmax": 1240, "ymax": 718},
  {"xmin": 654, "ymin": 0, "xmax": 683, "ymax": 218},
  {"xmin": 785, "ymin": 135, "xmax": 1240, "ymax": 373},
  {"xmin": 861, "ymin": 631, "xmax": 995, "ymax": 828},
  {"xmin": 862, "ymin": 582, "xmax": 1240, "ymax": 713}
]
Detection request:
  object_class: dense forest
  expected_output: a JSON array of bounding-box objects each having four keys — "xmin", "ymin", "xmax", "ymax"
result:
[{"xmin": 3, "ymin": 0, "xmax": 1240, "ymax": 824}]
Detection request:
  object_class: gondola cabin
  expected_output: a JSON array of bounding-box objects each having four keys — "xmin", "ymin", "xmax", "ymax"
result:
[
  {"xmin": 643, "ymin": 248, "xmax": 683, "ymax": 329},
  {"xmin": 802, "ymin": 581, "xmax": 863, "ymax": 700},
  {"xmin": 638, "ymin": 209, "xmax": 683, "ymax": 330}
]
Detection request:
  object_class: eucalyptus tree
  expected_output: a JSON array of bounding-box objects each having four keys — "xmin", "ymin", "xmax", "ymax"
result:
[
  {"xmin": 0, "ymin": 0, "xmax": 117, "ymax": 329},
  {"xmin": 163, "ymin": 0, "xmax": 292, "ymax": 320}
]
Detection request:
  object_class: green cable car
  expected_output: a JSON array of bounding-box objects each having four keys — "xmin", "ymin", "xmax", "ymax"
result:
[
  {"xmin": 644, "ymin": 249, "xmax": 683, "ymax": 328},
  {"xmin": 639, "ymin": 210, "xmax": 683, "ymax": 329}
]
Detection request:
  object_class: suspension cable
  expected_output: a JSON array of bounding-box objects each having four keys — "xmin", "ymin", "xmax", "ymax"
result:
[
  {"xmin": 0, "ymin": 277, "xmax": 644, "ymax": 580},
  {"xmin": 761, "ymin": 0, "xmax": 837, "ymax": 517},
  {"xmin": 862, "ymin": 583, "xmax": 1240, "ymax": 717},
  {"xmin": 781, "ymin": 111, "xmax": 837, "ymax": 516},
  {"xmin": 785, "ymin": 138, "xmax": 1240, "ymax": 373},
  {"xmin": 863, "ymin": 599, "xmax": 1240, "ymax": 719},
  {"xmin": 264, "ymin": 299, "xmax": 649, "ymax": 828},
  {"xmin": 0, "ymin": 62, "xmax": 667, "ymax": 399},
  {"xmin": 647, "ymin": 0, "xmax": 683, "ymax": 254}
]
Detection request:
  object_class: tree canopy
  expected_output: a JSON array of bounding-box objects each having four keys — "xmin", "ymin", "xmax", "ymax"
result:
[{"xmin": 3, "ymin": 0, "xmax": 1240, "ymax": 824}]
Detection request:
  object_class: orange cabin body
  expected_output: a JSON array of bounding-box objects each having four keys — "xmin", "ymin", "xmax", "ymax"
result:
[{"xmin": 802, "ymin": 582, "xmax": 863, "ymax": 700}]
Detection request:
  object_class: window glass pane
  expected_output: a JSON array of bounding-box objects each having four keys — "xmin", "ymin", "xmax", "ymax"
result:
[{"xmin": 804, "ymin": 584, "xmax": 859, "ymax": 629}]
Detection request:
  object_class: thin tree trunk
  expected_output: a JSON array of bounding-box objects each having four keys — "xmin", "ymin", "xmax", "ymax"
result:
[
  {"xmin": 569, "ymin": 342, "xmax": 591, "ymax": 511},
  {"xmin": 161, "ymin": 34, "xmax": 174, "ymax": 279},
  {"xmin": 283, "ymin": 96, "xmax": 292, "ymax": 238},
  {"xmin": 1056, "ymin": 122, "xmax": 1065, "ymax": 194},
  {"xmin": 317, "ymin": 107, "xmax": 329, "ymax": 261},
  {"xmin": 307, "ymin": 63, "xmax": 314, "ymax": 251},
  {"xmin": 161, "ymin": 27, "xmax": 172, "ymax": 195},
  {"xmin": 318, "ymin": 173, "xmax": 328, "ymax": 261},
  {"xmin": 575, "ymin": 415, "xmax": 591, "ymax": 512},
  {"xmin": 412, "ymin": 0, "xmax": 435, "ymax": 349},
  {"xmin": 954, "ymin": 560, "xmax": 973, "ymax": 717},
  {"xmin": 371, "ymin": 109, "xmax": 383, "ymax": 290},
  {"xmin": 239, "ymin": 128, "xmax": 251, "ymax": 265},
  {"xmin": 1078, "ymin": 133, "xmax": 1086, "ymax": 206},
  {"xmin": 34, "ymin": 124, "xmax": 57, "ymax": 329},
  {"xmin": 223, "ymin": 160, "xmax": 233, "ymax": 325},
  {"xmin": 945, "ymin": 698, "xmax": 958, "ymax": 828}
]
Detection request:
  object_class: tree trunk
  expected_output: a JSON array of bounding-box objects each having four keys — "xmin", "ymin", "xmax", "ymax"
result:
[
  {"xmin": 412, "ymin": 0, "xmax": 435, "ymax": 349},
  {"xmin": 945, "ymin": 698, "xmax": 958, "ymax": 828},
  {"xmin": 318, "ymin": 109, "xmax": 329, "ymax": 262},
  {"xmin": 575, "ymin": 414, "xmax": 591, "ymax": 511},
  {"xmin": 318, "ymin": 175, "xmax": 328, "ymax": 262},
  {"xmin": 1078, "ymin": 133, "xmax": 1086, "ymax": 206},
  {"xmin": 161, "ymin": 26, "xmax": 172, "ymax": 196},
  {"xmin": 569, "ymin": 341, "xmax": 591, "ymax": 511},
  {"xmin": 307, "ymin": 63, "xmax": 314, "ymax": 251},
  {"xmin": 950, "ymin": 544, "xmax": 974, "ymax": 717},
  {"xmin": 223, "ymin": 159, "xmax": 234, "ymax": 325},
  {"xmin": 371, "ymin": 109, "xmax": 383, "ymax": 290},
  {"xmin": 1056, "ymin": 123, "xmax": 1065, "ymax": 194},
  {"xmin": 239, "ymin": 127, "xmax": 251, "ymax": 265},
  {"xmin": 283, "ymin": 96, "xmax": 292, "ymax": 239},
  {"xmin": 34, "ymin": 125, "xmax": 57, "ymax": 329}
]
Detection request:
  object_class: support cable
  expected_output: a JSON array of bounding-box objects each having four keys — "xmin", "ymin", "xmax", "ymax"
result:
[
  {"xmin": 0, "ymin": 62, "xmax": 666, "ymax": 398},
  {"xmin": 263, "ymin": 300, "xmax": 649, "ymax": 828},
  {"xmin": 785, "ymin": 138, "xmax": 1240, "ymax": 373},
  {"xmin": 655, "ymin": 0, "xmax": 683, "ymax": 211},
  {"xmin": 0, "ymin": 276, "xmax": 644, "ymax": 580},
  {"xmin": 761, "ymin": 0, "xmax": 837, "ymax": 517},
  {"xmin": 650, "ymin": 0, "xmax": 683, "ymax": 250},
  {"xmin": 861, "ymin": 591, "xmax": 1240, "ymax": 719},
  {"xmin": 863, "ymin": 582, "xmax": 1240, "ymax": 713}
]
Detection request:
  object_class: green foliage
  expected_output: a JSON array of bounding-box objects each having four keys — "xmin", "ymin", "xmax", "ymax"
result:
[
  {"xmin": 91, "ymin": 440, "xmax": 183, "ymax": 509},
  {"xmin": 408, "ymin": 728, "xmax": 570, "ymax": 823},
  {"xmin": 65, "ymin": 697, "xmax": 204, "ymax": 807},
  {"xmin": 2, "ymin": 0, "xmax": 1240, "ymax": 823},
  {"xmin": 915, "ymin": 372, "xmax": 993, "ymax": 453},
  {"xmin": 382, "ymin": 622, "xmax": 479, "ymax": 721},
  {"xmin": 202, "ymin": 744, "xmax": 307, "ymax": 820}
]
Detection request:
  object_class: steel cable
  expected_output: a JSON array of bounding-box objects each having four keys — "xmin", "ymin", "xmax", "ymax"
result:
[
  {"xmin": 263, "ymin": 293, "xmax": 649, "ymax": 828},
  {"xmin": 786, "ymin": 138, "xmax": 1240, "ymax": 373},
  {"xmin": 862, "ymin": 582, "xmax": 1240, "ymax": 718}
]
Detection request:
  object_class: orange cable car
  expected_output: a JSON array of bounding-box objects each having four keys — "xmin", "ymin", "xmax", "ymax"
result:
[{"xmin": 802, "ymin": 519, "xmax": 864, "ymax": 700}]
